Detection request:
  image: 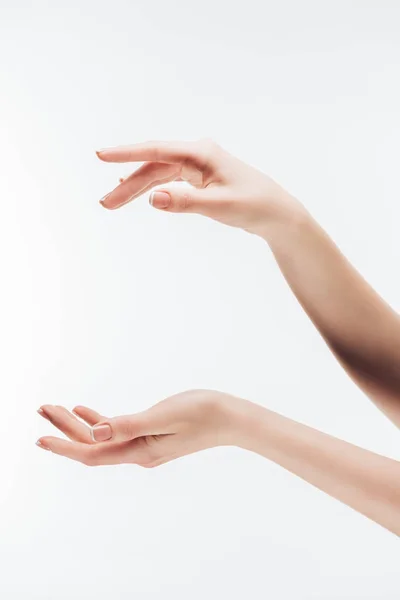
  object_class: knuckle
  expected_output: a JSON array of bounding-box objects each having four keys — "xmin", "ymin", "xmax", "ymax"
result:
[
  {"xmin": 199, "ymin": 137, "xmax": 217, "ymax": 150},
  {"xmin": 177, "ymin": 192, "xmax": 191, "ymax": 211},
  {"xmin": 195, "ymin": 138, "xmax": 219, "ymax": 165},
  {"xmin": 114, "ymin": 417, "xmax": 135, "ymax": 439}
]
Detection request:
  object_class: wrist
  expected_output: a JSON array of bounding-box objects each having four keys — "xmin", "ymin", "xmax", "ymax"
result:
[
  {"xmin": 218, "ymin": 395, "xmax": 274, "ymax": 451},
  {"xmin": 255, "ymin": 192, "xmax": 311, "ymax": 246},
  {"xmin": 223, "ymin": 397, "xmax": 293, "ymax": 463}
]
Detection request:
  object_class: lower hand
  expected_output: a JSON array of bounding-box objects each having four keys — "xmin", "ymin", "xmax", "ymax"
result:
[
  {"xmin": 37, "ymin": 388, "xmax": 400, "ymax": 535},
  {"xmin": 37, "ymin": 390, "xmax": 242, "ymax": 467}
]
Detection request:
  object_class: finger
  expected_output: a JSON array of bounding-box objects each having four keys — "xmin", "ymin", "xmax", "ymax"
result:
[
  {"xmin": 37, "ymin": 437, "xmax": 91, "ymax": 462},
  {"xmin": 149, "ymin": 185, "xmax": 228, "ymax": 218},
  {"xmin": 36, "ymin": 436, "xmax": 144, "ymax": 466},
  {"xmin": 119, "ymin": 174, "xmax": 183, "ymax": 184},
  {"xmin": 101, "ymin": 162, "xmax": 181, "ymax": 210},
  {"xmin": 72, "ymin": 405, "xmax": 106, "ymax": 426},
  {"xmin": 90, "ymin": 397, "xmax": 182, "ymax": 444},
  {"xmin": 38, "ymin": 405, "xmax": 92, "ymax": 443},
  {"xmin": 96, "ymin": 140, "xmax": 204, "ymax": 166},
  {"xmin": 91, "ymin": 410, "xmax": 159, "ymax": 443}
]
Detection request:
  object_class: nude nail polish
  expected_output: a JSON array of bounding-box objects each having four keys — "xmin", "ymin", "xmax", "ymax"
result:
[
  {"xmin": 99, "ymin": 193, "xmax": 111, "ymax": 205},
  {"xmin": 149, "ymin": 191, "xmax": 170, "ymax": 209},
  {"xmin": 36, "ymin": 440, "xmax": 51, "ymax": 451},
  {"xmin": 91, "ymin": 424, "xmax": 112, "ymax": 442},
  {"xmin": 37, "ymin": 408, "xmax": 50, "ymax": 421}
]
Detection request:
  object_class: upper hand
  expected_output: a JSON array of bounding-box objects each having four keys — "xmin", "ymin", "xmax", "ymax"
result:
[{"xmin": 96, "ymin": 139, "xmax": 303, "ymax": 237}]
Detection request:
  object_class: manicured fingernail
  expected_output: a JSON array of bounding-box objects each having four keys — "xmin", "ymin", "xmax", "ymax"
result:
[
  {"xmin": 37, "ymin": 407, "xmax": 50, "ymax": 421},
  {"xmin": 36, "ymin": 440, "xmax": 51, "ymax": 451},
  {"xmin": 91, "ymin": 424, "xmax": 112, "ymax": 442},
  {"xmin": 99, "ymin": 192, "xmax": 111, "ymax": 206},
  {"xmin": 149, "ymin": 191, "xmax": 170, "ymax": 209}
]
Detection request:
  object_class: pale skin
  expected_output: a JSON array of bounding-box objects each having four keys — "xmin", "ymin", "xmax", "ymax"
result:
[{"xmin": 37, "ymin": 139, "xmax": 400, "ymax": 536}]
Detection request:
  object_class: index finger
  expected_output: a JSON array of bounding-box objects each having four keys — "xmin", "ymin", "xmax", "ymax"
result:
[
  {"xmin": 96, "ymin": 140, "xmax": 201, "ymax": 165},
  {"xmin": 96, "ymin": 141, "xmax": 193, "ymax": 164},
  {"xmin": 72, "ymin": 405, "xmax": 106, "ymax": 426}
]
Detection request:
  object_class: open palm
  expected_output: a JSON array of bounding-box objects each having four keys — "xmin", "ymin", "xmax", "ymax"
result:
[{"xmin": 37, "ymin": 390, "xmax": 237, "ymax": 467}]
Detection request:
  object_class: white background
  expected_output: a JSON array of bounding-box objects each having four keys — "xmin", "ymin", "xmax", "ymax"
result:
[{"xmin": 0, "ymin": 1, "xmax": 399, "ymax": 598}]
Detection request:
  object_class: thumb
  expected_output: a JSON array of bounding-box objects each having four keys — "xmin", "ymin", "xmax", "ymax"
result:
[
  {"xmin": 91, "ymin": 412, "xmax": 152, "ymax": 443},
  {"xmin": 149, "ymin": 186, "xmax": 219, "ymax": 216}
]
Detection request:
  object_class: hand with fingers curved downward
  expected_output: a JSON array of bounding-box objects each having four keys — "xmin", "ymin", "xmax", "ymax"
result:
[{"xmin": 96, "ymin": 138, "xmax": 305, "ymax": 237}]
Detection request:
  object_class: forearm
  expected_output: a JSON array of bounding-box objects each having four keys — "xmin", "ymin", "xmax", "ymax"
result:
[
  {"xmin": 261, "ymin": 202, "xmax": 400, "ymax": 426},
  {"xmin": 230, "ymin": 398, "xmax": 400, "ymax": 536}
]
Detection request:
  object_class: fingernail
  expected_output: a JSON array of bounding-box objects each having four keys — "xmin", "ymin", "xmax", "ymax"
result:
[
  {"xmin": 150, "ymin": 191, "xmax": 170, "ymax": 209},
  {"xmin": 37, "ymin": 407, "xmax": 50, "ymax": 421},
  {"xmin": 91, "ymin": 424, "xmax": 112, "ymax": 442},
  {"xmin": 36, "ymin": 440, "xmax": 51, "ymax": 451},
  {"xmin": 99, "ymin": 192, "xmax": 111, "ymax": 206}
]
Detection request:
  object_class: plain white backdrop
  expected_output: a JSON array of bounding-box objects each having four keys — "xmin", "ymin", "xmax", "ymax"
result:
[{"xmin": 0, "ymin": 1, "xmax": 399, "ymax": 598}]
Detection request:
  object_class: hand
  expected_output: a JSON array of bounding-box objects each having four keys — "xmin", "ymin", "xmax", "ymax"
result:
[
  {"xmin": 96, "ymin": 139, "xmax": 305, "ymax": 237},
  {"xmin": 36, "ymin": 389, "xmax": 400, "ymax": 535},
  {"xmin": 36, "ymin": 390, "xmax": 241, "ymax": 467}
]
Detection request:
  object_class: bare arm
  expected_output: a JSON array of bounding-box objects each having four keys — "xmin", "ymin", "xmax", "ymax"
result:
[
  {"xmin": 233, "ymin": 397, "xmax": 400, "ymax": 536},
  {"xmin": 262, "ymin": 208, "xmax": 400, "ymax": 427},
  {"xmin": 37, "ymin": 391, "xmax": 400, "ymax": 535}
]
